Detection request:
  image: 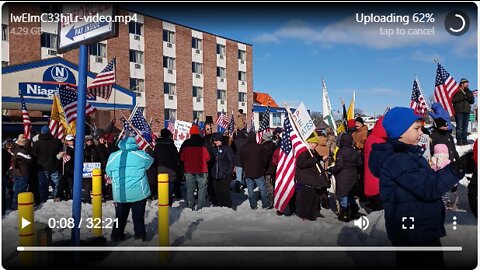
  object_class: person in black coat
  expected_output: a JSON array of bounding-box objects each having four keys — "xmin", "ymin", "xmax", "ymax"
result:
[
  {"xmin": 202, "ymin": 124, "xmax": 217, "ymax": 205},
  {"xmin": 232, "ymin": 129, "xmax": 248, "ymax": 192},
  {"xmin": 32, "ymin": 126, "xmax": 63, "ymax": 203},
  {"xmin": 59, "ymin": 135, "xmax": 75, "ymax": 201},
  {"xmin": 210, "ymin": 132, "xmax": 234, "ymax": 208},
  {"xmin": 295, "ymin": 134, "xmax": 330, "ymax": 221},
  {"xmin": 240, "ymin": 130, "xmax": 269, "ymax": 209},
  {"xmin": 329, "ymin": 133, "xmax": 362, "ymax": 221},
  {"xmin": 95, "ymin": 134, "xmax": 112, "ymax": 200},
  {"xmin": 369, "ymin": 107, "xmax": 475, "ymax": 269},
  {"xmin": 154, "ymin": 128, "xmax": 179, "ymax": 202},
  {"xmin": 261, "ymin": 131, "xmax": 276, "ymax": 208},
  {"xmin": 429, "ymin": 118, "xmax": 459, "ymax": 162},
  {"xmin": 451, "ymin": 78, "xmax": 475, "ymax": 145},
  {"xmin": 468, "ymin": 139, "xmax": 477, "ymax": 218},
  {"xmin": 2, "ymin": 140, "xmax": 13, "ymax": 214},
  {"xmin": 10, "ymin": 135, "xmax": 32, "ymax": 210}
]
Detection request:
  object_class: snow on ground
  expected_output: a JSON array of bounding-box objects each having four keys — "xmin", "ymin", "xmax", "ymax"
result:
[{"xmin": 1, "ymin": 134, "xmax": 478, "ymax": 269}]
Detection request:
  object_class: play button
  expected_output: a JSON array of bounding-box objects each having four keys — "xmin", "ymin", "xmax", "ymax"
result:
[{"xmin": 21, "ymin": 217, "xmax": 31, "ymax": 229}]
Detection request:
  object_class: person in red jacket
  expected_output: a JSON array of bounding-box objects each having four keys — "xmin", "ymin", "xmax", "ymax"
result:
[
  {"xmin": 180, "ymin": 125, "xmax": 211, "ymax": 210},
  {"xmin": 363, "ymin": 117, "xmax": 387, "ymax": 211}
]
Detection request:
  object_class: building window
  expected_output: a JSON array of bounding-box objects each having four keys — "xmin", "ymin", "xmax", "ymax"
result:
[
  {"xmin": 217, "ymin": 89, "xmax": 226, "ymax": 100},
  {"xmin": 238, "ymin": 92, "xmax": 246, "ymax": 102},
  {"xmin": 2, "ymin": 24, "xmax": 7, "ymax": 41},
  {"xmin": 164, "ymin": 83, "xmax": 176, "ymax": 95},
  {"xmin": 128, "ymin": 21, "xmax": 143, "ymax": 36},
  {"xmin": 130, "ymin": 78, "xmax": 145, "ymax": 92},
  {"xmin": 163, "ymin": 56, "xmax": 175, "ymax": 69},
  {"xmin": 192, "ymin": 37, "xmax": 202, "ymax": 50},
  {"xmin": 193, "ymin": 111, "xmax": 204, "ymax": 122},
  {"xmin": 193, "ymin": 86, "xmax": 203, "ymax": 98},
  {"xmin": 192, "ymin": 62, "xmax": 203, "ymax": 74},
  {"xmin": 129, "ymin": 49, "xmax": 143, "ymax": 64},
  {"xmin": 238, "ymin": 71, "xmax": 246, "ymax": 81},
  {"xmin": 216, "ymin": 44, "xmax": 225, "ymax": 55},
  {"xmin": 165, "ymin": 109, "xmax": 176, "ymax": 120},
  {"xmin": 238, "ymin": 49, "xmax": 246, "ymax": 60},
  {"xmin": 163, "ymin": 30, "xmax": 175, "ymax": 43},
  {"xmin": 89, "ymin": 43, "xmax": 106, "ymax": 57},
  {"xmin": 217, "ymin": 67, "xmax": 226, "ymax": 78},
  {"xmin": 41, "ymin": 32, "xmax": 57, "ymax": 49},
  {"xmin": 272, "ymin": 113, "xmax": 281, "ymax": 126}
]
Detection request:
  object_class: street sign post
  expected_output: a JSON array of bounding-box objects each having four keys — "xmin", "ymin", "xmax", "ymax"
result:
[
  {"xmin": 57, "ymin": 3, "xmax": 118, "ymax": 53},
  {"xmin": 57, "ymin": 3, "xmax": 118, "ymax": 247}
]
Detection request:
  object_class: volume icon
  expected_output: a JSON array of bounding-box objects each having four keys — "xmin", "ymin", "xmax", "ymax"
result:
[{"xmin": 354, "ymin": 216, "xmax": 369, "ymax": 231}]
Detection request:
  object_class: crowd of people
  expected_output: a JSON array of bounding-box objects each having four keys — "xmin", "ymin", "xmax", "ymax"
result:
[{"xmin": 2, "ymin": 103, "xmax": 477, "ymax": 264}]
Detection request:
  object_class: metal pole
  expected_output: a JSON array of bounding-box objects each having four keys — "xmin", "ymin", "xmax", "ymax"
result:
[{"xmin": 72, "ymin": 44, "xmax": 88, "ymax": 245}]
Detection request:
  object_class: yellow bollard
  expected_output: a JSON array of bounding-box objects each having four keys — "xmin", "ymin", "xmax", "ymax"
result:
[
  {"xmin": 158, "ymin": 173, "xmax": 169, "ymax": 246},
  {"xmin": 92, "ymin": 168, "xmax": 103, "ymax": 236},
  {"xmin": 18, "ymin": 192, "xmax": 34, "ymax": 268}
]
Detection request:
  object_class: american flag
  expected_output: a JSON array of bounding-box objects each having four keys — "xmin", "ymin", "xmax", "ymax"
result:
[
  {"xmin": 130, "ymin": 108, "xmax": 156, "ymax": 145},
  {"xmin": 20, "ymin": 95, "xmax": 31, "ymax": 139},
  {"xmin": 257, "ymin": 104, "xmax": 271, "ymax": 143},
  {"xmin": 48, "ymin": 118, "xmax": 65, "ymax": 140},
  {"xmin": 167, "ymin": 117, "xmax": 176, "ymax": 134},
  {"xmin": 63, "ymin": 151, "xmax": 71, "ymax": 164},
  {"xmin": 434, "ymin": 63, "xmax": 459, "ymax": 117},
  {"xmin": 274, "ymin": 113, "xmax": 307, "ymax": 212},
  {"xmin": 249, "ymin": 113, "xmax": 255, "ymax": 133},
  {"xmin": 87, "ymin": 58, "xmax": 115, "ymax": 100},
  {"xmin": 227, "ymin": 112, "xmax": 235, "ymax": 135},
  {"xmin": 410, "ymin": 78, "xmax": 428, "ymax": 115},
  {"xmin": 216, "ymin": 111, "xmax": 229, "ymax": 129},
  {"xmin": 59, "ymin": 85, "xmax": 96, "ymax": 124},
  {"xmin": 120, "ymin": 117, "xmax": 150, "ymax": 151}
]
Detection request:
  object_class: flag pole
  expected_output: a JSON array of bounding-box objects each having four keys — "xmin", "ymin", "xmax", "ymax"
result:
[
  {"xmin": 113, "ymin": 57, "xmax": 117, "ymax": 122},
  {"xmin": 285, "ymin": 103, "xmax": 340, "ymax": 213}
]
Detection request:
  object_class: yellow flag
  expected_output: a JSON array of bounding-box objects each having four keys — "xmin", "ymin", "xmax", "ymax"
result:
[
  {"xmin": 51, "ymin": 94, "xmax": 76, "ymax": 135},
  {"xmin": 347, "ymin": 91, "xmax": 355, "ymax": 120}
]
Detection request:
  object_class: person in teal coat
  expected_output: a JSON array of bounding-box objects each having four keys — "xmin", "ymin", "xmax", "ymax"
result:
[{"xmin": 106, "ymin": 136, "xmax": 153, "ymax": 242}]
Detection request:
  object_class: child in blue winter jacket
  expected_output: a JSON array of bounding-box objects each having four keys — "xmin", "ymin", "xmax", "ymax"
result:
[{"xmin": 369, "ymin": 107, "xmax": 475, "ymax": 269}]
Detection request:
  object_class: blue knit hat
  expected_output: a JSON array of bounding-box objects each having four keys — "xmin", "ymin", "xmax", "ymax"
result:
[
  {"xmin": 382, "ymin": 107, "xmax": 422, "ymax": 139},
  {"xmin": 41, "ymin": 125, "xmax": 50, "ymax": 134}
]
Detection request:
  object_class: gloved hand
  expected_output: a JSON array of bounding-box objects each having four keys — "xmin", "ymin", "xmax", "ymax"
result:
[
  {"xmin": 452, "ymin": 152, "xmax": 476, "ymax": 174},
  {"xmin": 56, "ymin": 151, "xmax": 65, "ymax": 160}
]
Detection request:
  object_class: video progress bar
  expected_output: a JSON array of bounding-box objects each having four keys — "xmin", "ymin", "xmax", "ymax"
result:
[{"xmin": 17, "ymin": 246, "xmax": 463, "ymax": 252}]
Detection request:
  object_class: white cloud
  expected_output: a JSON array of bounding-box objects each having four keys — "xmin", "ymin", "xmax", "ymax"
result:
[
  {"xmin": 252, "ymin": 33, "xmax": 279, "ymax": 43},
  {"xmin": 251, "ymin": 13, "xmax": 475, "ymax": 50}
]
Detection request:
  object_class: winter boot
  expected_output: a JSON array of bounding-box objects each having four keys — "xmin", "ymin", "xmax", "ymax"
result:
[
  {"xmin": 349, "ymin": 202, "xmax": 361, "ymax": 220},
  {"xmin": 234, "ymin": 181, "xmax": 241, "ymax": 193},
  {"xmin": 338, "ymin": 207, "xmax": 350, "ymax": 222}
]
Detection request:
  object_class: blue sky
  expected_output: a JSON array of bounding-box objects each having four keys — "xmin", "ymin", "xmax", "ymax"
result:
[{"xmin": 123, "ymin": 2, "xmax": 477, "ymax": 116}]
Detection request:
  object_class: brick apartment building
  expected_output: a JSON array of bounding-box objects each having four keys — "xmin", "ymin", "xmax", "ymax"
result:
[{"xmin": 1, "ymin": 3, "xmax": 253, "ymax": 134}]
